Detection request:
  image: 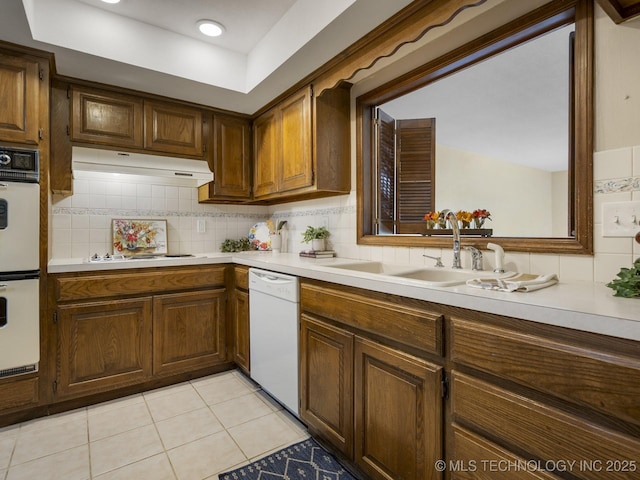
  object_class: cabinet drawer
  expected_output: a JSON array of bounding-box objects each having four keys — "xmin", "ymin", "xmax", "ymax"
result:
[
  {"xmin": 0, "ymin": 377, "xmax": 38, "ymax": 412},
  {"xmin": 54, "ymin": 266, "xmax": 226, "ymax": 302},
  {"xmin": 451, "ymin": 425, "xmax": 561, "ymax": 480},
  {"xmin": 452, "ymin": 372, "xmax": 640, "ymax": 480},
  {"xmin": 301, "ymin": 281, "xmax": 443, "ymax": 356},
  {"xmin": 450, "ymin": 317, "xmax": 640, "ymax": 425},
  {"xmin": 234, "ymin": 266, "xmax": 249, "ymax": 291}
]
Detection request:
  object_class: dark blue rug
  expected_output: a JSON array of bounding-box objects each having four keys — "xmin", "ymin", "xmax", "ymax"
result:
[{"xmin": 219, "ymin": 438, "xmax": 357, "ymax": 480}]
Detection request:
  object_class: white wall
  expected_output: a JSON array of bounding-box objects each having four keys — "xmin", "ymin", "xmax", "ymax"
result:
[{"xmin": 435, "ymin": 145, "xmax": 554, "ymax": 237}]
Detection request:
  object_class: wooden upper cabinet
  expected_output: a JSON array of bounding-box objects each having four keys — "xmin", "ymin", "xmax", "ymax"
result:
[
  {"xmin": 252, "ymin": 83, "xmax": 351, "ymax": 202},
  {"xmin": 210, "ymin": 114, "xmax": 252, "ymax": 198},
  {"xmin": 71, "ymin": 87, "xmax": 143, "ymax": 148},
  {"xmin": 253, "ymin": 107, "xmax": 279, "ymax": 198},
  {"xmin": 0, "ymin": 52, "xmax": 41, "ymax": 145},
  {"xmin": 279, "ymin": 87, "xmax": 312, "ymax": 192},
  {"xmin": 144, "ymin": 100, "xmax": 204, "ymax": 157}
]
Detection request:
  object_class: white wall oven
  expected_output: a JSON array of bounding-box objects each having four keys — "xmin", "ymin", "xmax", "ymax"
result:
[{"xmin": 0, "ymin": 146, "xmax": 40, "ymax": 378}]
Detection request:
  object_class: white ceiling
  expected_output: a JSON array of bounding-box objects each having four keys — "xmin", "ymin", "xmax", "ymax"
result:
[{"xmin": 1, "ymin": 0, "xmax": 412, "ymax": 113}]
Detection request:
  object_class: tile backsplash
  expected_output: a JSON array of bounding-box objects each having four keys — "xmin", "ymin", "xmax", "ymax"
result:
[{"xmin": 50, "ymin": 177, "xmax": 269, "ymax": 259}]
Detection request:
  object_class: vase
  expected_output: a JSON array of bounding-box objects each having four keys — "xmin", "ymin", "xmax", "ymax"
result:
[
  {"xmin": 311, "ymin": 238, "xmax": 326, "ymax": 251},
  {"xmin": 269, "ymin": 234, "xmax": 282, "ymax": 253},
  {"xmin": 473, "ymin": 218, "xmax": 485, "ymax": 229}
]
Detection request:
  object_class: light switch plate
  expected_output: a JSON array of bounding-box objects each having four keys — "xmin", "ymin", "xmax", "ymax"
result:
[
  {"xmin": 602, "ymin": 201, "xmax": 640, "ymax": 237},
  {"xmin": 196, "ymin": 219, "xmax": 206, "ymax": 233}
]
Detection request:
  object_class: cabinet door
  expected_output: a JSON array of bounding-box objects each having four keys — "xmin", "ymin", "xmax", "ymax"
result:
[
  {"xmin": 300, "ymin": 314, "xmax": 354, "ymax": 458},
  {"xmin": 232, "ymin": 289, "xmax": 250, "ymax": 373},
  {"xmin": 279, "ymin": 87, "xmax": 313, "ymax": 192},
  {"xmin": 0, "ymin": 53, "xmax": 40, "ymax": 144},
  {"xmin": 354, "ymin": 337, "xmax": 443, "ymax": 480},
  {"xmin": 56, "ymin": 298, "xmax": 153, "ymax": 398},
  {"xmin": 253, "ymin": 108, "xmax": 279, "ymax": 197},
  {"xmin": 144, "ymin": 101, "xmax": 204, "ymax": 157},
  {"xmin": 153, "ymin": 289, "xmax": 226, "ymax": 376},
  {"xmin": 212, "ymin": 114, "xmax": 252, "ymax": 198},
  {"xmin": 71, "ymin": 87, "xmax": 143, "ymax": 148}
]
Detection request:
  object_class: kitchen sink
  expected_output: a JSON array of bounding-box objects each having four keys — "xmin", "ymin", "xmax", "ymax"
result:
[
  {"xmin": 328, "ymin": 261, "xmax": 418, "ymax": 275},
  {"xmin": 328, "ymin": 261, "xmax": 514, "ymax": 287},
  {"xmin": 390, "ymin": 268, "xmax": 492, "ymax": 287}
]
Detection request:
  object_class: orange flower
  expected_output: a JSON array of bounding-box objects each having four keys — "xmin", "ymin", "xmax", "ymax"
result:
[
  {"xmin": 456, "ymin": 210, "xmax": 473, "ymax": 223},
  {"xmin": 423, "ymin": 211, "xmax": 440, "ymax": 221},
  {"xmin": 472, "ymin": 209, "xmax": 491, "ymax": 220}
]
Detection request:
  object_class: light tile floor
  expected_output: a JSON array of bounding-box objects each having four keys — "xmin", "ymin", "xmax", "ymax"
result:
[{"xmin": 0, "ymin": 370, "xmax": 309, "ymax": 480}]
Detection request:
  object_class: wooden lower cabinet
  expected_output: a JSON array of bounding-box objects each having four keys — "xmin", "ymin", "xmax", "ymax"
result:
[
  {"xmin": 51, "ymin": 266, "xmax": 229, "ymax": 402},
  {"xmin": 231, "ymin": 289, "xmax": 250, "ymax": 373},
  {"xmin": 230, "ymin": 266, "xmax": 250, "ymax": 373},
  {"xmin": 299, "ymin": 313, "xmax": 443, "ymax": 480},
  {"xmin": 56, "ymin": 298, "xmax": 153, "ymax": 398},
  {"xmin": 354, "ymin": 337, "xmax": 442, "ymax": 480},
  {"xmin": 449, "ymin": 314, "xmax": 640, "ymax": 480},
  {"xmin": 300, "ymin": 314, "xmax": 354, "ymax": 458},
  {"xmin": 153, "ymin": 289, "xmax": 226, "ymax": 376},
  {"xmin": 0, "ymin": 377, "xmax": 39, "ymax": 414}
]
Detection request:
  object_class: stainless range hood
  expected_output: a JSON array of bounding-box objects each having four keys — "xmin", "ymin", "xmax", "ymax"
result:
[{"xmin": 72, "ymin": 146, "xmax": 213, "ymax": 187}]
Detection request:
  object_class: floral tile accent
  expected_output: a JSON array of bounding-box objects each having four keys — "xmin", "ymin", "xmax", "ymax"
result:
[{"xmin": 594, "ymin": 176, "xmax": 640, "ymax": 194}]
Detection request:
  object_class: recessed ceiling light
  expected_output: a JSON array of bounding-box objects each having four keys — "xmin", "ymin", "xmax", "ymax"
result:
[
  {"xmin": 101, "ymin": 0, "xmax": 121, "ymax": 4},
  {"xmin": 197, "ymin": 20, "xmax": 225, "ymax": 37}
]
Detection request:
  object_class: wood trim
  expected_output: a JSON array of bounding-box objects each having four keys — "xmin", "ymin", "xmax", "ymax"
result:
[
  {"xmin": 356, "ymin": 0, "xmax": 594, "ymax": 255},
  {"xmin": 596, "ymin": 0, "xmax": 640, "ymax": 23},
  {"xmin": 306, "ymin": 0, "xmax": 488, "ymax": 98}
]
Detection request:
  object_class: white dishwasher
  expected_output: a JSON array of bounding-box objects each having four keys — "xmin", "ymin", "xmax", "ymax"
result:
[{"xmin": 249, "ymin": 268, "xmax": 300, "ymax": 417}]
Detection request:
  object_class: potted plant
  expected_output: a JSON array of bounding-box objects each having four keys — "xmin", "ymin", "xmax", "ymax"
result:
[
  {"xmin": 606, "ymin": 259, "xmax": 640, "ymax": 298},
  {"xmin": 302, "ymin": 225, "xmax": 330, "ymax": 251}
]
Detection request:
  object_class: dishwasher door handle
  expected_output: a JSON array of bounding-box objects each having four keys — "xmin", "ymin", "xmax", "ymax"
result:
[{"xmin": 252, "ymin": 271, "xmax": 293, "ymax": 285}]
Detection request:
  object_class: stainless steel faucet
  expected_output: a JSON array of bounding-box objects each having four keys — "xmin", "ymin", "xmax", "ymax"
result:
[
  {"xmin": 464, "ymin": 246, "xmax": 483, "ymax": 271},
  {"xmin": 440, "ymin": 209, "xmax": 462, "ymax": 269}
]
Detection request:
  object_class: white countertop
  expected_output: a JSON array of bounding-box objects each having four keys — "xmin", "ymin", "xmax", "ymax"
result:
[{"xmin": 48, "ymin": 251, "xmax": 640, "ymax": 342}]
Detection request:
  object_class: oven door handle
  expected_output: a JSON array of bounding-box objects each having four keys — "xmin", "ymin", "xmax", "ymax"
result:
[
  {"xmin": 0, "ymin": 183, "xmax": 8, "ymax": 189},
  {"xmin": 0, "ymin": 284, "xmax": 7, "ymax": 291}
]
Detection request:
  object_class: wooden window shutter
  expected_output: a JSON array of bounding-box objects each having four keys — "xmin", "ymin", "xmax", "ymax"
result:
[
  {"xmin": 396, "ymin": 118, "xmax": 435, "ymax": 234},
  {"xmin": 376, "ymin": 109, "xmax": 396, "ymax": 234}
]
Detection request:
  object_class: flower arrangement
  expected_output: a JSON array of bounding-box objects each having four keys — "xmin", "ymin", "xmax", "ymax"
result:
[
  {"xmin": 423, "ymin": 211, "xmax": 440, "ymax": 229},
  {"xmin": 471, "ymin": 209, "xmax": 492, "ymax": 229},
  {"xmin": 423, "ymin": 209, "xmax": 492, "ymax": 229},
  {"xmin": 456, "ymin": 210, "xmax": 473, "ymax": 229}
]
